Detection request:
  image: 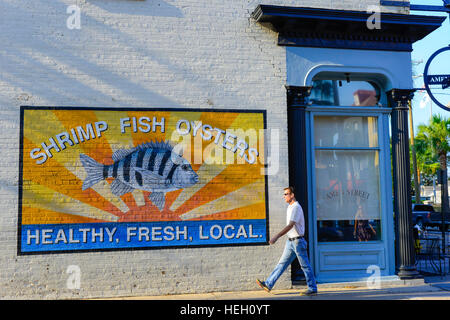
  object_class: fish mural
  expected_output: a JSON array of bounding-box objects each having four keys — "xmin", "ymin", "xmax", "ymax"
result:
[
  {"xmin": 80, "ymin": 140, "xmax": 199, "ymax": 210},
  {"xmin": 19, "ymin": 108, "xmax": 269, "ymax": 254}
]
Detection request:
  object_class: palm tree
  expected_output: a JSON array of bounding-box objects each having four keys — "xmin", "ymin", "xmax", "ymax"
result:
[
  {"xmin": 415, "ymin": 114, "xmax": 450, "ymax": 216},
  {"xmin": 414, "ymin": 132, "xmax": 440, "ymax": 184}
]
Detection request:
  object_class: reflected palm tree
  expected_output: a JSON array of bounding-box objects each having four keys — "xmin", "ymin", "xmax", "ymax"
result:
[{"xmin": 311, "ymin": 80, "xmax": 335, "ymax": 105}]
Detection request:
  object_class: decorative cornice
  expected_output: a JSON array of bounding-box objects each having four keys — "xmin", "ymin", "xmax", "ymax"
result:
[
  {"xmin": 278, "ymin": 32, "xmax": 413, "ymax": 51},
  {"xmin": 252, "ymin": 5, "xmax": 446, "ymax": 51}
]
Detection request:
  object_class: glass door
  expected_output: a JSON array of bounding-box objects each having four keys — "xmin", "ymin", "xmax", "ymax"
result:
[
  {"xmin": 314, "ymin": 115, "xmax": 381, "ymax": 243},
  {"xmin": 310, "ymin": 113, "xmax": 393, "ymax": 282}
]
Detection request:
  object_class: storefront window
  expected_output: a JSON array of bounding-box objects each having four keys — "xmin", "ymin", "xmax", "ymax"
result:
[
  {"xmin": 310, "ymin": 80, "xmax": 381, "ymax": 107},
  {"xmin": 314, "ymin": 116, "xmax": 382, "ymax": 242}
]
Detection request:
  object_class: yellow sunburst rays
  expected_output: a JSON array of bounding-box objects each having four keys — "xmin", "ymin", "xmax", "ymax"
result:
[
  {"xmin": 93, "ymin": 110, "xmax": 147, "ymax": 207},
  {"xmin": 22, "ymin": 109, "xmax": 125, "ymax": 220},
  {"xmin": 179, "ymin": 179, "xmax": 265, "ymax": 220},
  {"xmin": 23, "ymin": 182, "xmax": 118, "ymax": 222},
  {"xmin": 168, "ymin": 113, "xmax": 233, "ymax": 212},
  {"xmin": 171, "ymin": 113, "xmax": 266, "ymax": 217},
  {"xmin": 169, "ymin": 134, "xmax": 227, "ymax": 212}
]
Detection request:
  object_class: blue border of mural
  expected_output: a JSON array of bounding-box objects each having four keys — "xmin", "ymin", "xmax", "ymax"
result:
[
  {"xmin": 21, "ymin": 219, "xmax": 267, "ymax": 253},
  {"xmin": 18, "ymin": 106, "xmax": 270, "ymax": 255}
]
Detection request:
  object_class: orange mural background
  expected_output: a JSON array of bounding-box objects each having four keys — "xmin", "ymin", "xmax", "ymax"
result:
[{"xmin": 20, "ymin": 108, "xmax": 267, "ymax": 227}]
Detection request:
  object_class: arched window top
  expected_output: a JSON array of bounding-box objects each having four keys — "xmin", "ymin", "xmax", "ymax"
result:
[{"xmin": 310, "ymin": 74, "xmax": 384, "ymax": 107}]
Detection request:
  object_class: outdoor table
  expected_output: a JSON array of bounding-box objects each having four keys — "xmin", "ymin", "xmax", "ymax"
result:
[{"xmin": 417, "ymin": 237, "xmax": 442, "ymax": 274}]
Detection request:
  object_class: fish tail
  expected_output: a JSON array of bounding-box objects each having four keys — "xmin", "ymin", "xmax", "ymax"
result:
[{"xmin": 80, "ymin": 154, "xmax": 105, "ymax": 190}]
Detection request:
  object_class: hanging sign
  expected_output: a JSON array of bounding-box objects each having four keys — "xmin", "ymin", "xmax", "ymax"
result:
[{"xmin": 424, "ymin": 45, "xmax": 450, "ymax": 112}]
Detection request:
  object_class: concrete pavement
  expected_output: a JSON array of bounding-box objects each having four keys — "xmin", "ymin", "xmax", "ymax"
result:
[{"xmin": 101, "ymin": 275, "xmax": 450, "ymax": 300}]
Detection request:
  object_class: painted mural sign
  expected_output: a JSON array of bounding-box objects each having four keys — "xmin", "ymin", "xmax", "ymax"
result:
[{"xmin": 18, "ymin": 107, "xmax": 268, "ymax": 254}]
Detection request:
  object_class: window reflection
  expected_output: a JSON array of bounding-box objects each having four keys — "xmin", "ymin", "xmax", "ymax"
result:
[
  {"xmin": 314, "ymin": 115, "xmax": 382, "ymax": 243},
  {"xmin": 317, "ymin": 220, "xmax": 381, "ymax": 242},
  {"xmin": 315, "ymin": 150, "xmax": 381, "ymax": 222},
  {"xmin": 310, "ymin": 80, "xmax": 381, "ymax": 106},
  {"xmin": 314, "ymin": 116, "xmax": 378, "ymax": 148}
]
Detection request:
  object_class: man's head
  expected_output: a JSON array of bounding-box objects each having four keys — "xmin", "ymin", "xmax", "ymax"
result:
[{"xmin": 283, "ymin": 186, "xmax": 295, "ymax": 203}]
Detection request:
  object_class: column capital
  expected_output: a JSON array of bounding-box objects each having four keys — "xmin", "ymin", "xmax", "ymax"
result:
[
  {"xmin": 285, "ymin": 85, "xmax": 312, "ymax": 107},
  {"xmin": 386, "ymin": 89, "xmax": 416, "ymax": 109}
]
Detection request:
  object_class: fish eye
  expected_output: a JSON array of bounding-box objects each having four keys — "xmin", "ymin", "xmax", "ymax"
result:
[{"xmin": 182, "ymin": 164, "xmax": 189, "ymax": 170}]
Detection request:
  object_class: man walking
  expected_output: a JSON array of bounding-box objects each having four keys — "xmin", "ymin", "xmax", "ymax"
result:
[{"xmin": 256, "ymin": 187, "xmax": 317, "ymax": 296}]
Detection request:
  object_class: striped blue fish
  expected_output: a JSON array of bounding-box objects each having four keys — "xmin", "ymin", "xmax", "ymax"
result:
[{"xmin": 80, "ymin": 140, "xmax": 198, "ymax": 211}]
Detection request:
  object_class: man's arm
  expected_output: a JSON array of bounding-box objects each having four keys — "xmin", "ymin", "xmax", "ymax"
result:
[{"xmin": 269, "ymin": 221, "xmax": 295, "ymax": 245}]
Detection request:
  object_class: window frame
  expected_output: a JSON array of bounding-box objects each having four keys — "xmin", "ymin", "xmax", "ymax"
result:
[
  {"xmin": 312, "ymin": 113, "xmax": 383, "ymax": 243},
  {"xmin": 307, "ymin": 106, "xmax": 392, "ymax": 247}
]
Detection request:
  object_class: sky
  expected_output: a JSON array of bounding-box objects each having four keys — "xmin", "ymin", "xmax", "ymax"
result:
[{"xmin": 410, "ymin": 0, "xmax": 450, "ymax": 132}]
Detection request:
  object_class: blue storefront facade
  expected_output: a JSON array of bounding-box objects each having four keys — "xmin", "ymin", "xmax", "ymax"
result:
[{"xmin": 252, "ymin": 5, "xmax": 445, "ymax": 283}]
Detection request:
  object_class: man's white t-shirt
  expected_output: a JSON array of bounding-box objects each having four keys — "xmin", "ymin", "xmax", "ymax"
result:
[{"xmin": 286, "ymin": 201, "xmax": 305, "ymax": 238}]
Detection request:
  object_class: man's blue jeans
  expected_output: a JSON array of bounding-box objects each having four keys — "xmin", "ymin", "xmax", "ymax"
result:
[{"xmin": 265, "ymin": 238, "xmax": 317, "ymax": 291}]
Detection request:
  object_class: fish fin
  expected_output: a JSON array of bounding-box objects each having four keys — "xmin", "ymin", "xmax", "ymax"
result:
[
  {"xmin": 137, "ymin": 140, "xmax": 174, "ymax": 152},
  {"xmin": 110, "ymin": 179, "xmax": 134, "ymax": 197},
  {"xmin": 80, "ymin": 154, "xmax": 104, "ymax": 190},
  {"xmin": 135, "ymin": 167, "xmax": 169, "ymax": 187},
  {"xmin": 112, "ymin": 147, "xmax": 136, "ymax": 162},
  {"xmin": 149, "ymin": 192, "xmax": 166, "ymax": 211}
]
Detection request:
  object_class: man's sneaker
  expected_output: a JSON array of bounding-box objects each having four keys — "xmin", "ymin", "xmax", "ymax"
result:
[
  {"xmin": 256, "ymin": 279, "xmax": 271, "ymax": 293},
  {"xmin": 300, "ymin": 288, "xmax": 317, "ymax": 296}
]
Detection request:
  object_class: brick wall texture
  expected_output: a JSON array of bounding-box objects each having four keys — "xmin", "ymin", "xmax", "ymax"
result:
[{"xmin": 0, "ymin": 0, "xmax": 406, "ymax": 299}]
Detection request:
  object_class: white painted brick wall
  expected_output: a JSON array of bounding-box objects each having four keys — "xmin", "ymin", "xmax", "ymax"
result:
[{"xmin": 0, "ymin": 0, "xmax": 406, "ymax": 299}]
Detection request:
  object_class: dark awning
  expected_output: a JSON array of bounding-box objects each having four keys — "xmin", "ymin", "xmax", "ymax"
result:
[{"xmin": 251, "ymin": 5, "xmax": 447, "ymax": 51}]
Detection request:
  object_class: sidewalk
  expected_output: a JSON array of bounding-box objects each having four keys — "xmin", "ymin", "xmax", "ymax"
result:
[{"xmin": 103, "ymin": 275, "xmax": 450, "ymax": 300}]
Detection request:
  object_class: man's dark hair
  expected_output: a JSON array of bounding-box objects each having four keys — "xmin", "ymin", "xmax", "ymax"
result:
[{"xmin": 284, "ymin": 186, "xmax": 295, "ymax": 194}]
